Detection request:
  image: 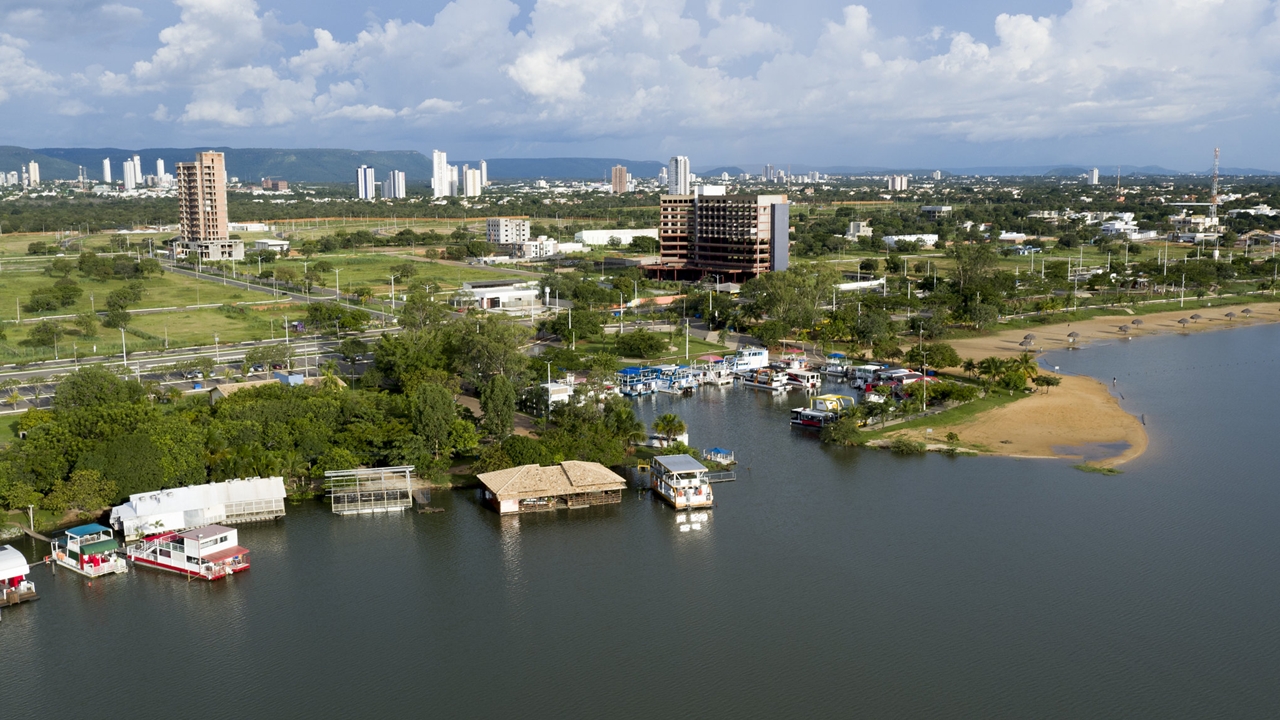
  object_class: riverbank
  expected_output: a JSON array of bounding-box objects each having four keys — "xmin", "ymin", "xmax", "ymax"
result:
[{"xmin": 894, "ymin": 301, "xmax": 1280, "ymax": 466}]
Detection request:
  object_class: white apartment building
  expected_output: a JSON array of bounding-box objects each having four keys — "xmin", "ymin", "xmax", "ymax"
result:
[
  {"xmin": 432, "ymin": 150, "xmax": 450, "ymax": 198},
  {"xmin": 384, "ymin": 170, "xmax": 406, "ymax": 199},
  {"xmin": 882, "ymin": 234, "xmax": 939, "ymax": 249},
  {"xmin": 487, "ymin": 218, "xmax": 531, "ymax": 245},
  {"xmin": 887, "ymin": 175, "xmax": 909, "ymax": 191},
  {"xmin": 123, "ymin": 159, "xmax": 136, "ymax": 190},
  {"xmin": 102, "ymin": 158, "xmax": 112, "ymax": 183},
  {"xmin": 479, "ymin": 160, "xmax": 488, "ymax": 187},
  {"xmin": 4, "ymin": 171, "xmax": 17, "ymax": 185},
  {"xmin": 1088, "ymin": 168, "xmax": 1100, "ymax": 185},
  {"xmin": 669, "ymin": 156, "xmax": 691, "ymax": 195},
  {"xmin": 510, "ymin": 237, "xmax": 559, "ymax": 259},
  {"xmin": 574, "ymin": 228, "xmax": 659, "ymax": 246},
  {"xmin": 357, "ymin": 165, "xmax": 376, "ymax": 200},
  {"xmin": 449, "ymin": 165, "xmax": 459, "ymax": 196},
  {"xmin": 131, "ymin": 155, "xmax": 142, "ymax": 185},
  {"xmin": 463, "ymin": 166, "xmax": 482, "ymax": 197},
  {"xmin": 156, "ymin": 158, "xmax": 165, "ymax": 178},
  {"xmin": 25, "ymin": 161, "xmax": 41, "ymax": 187},
  {"xmin": 847, "ymin": 221, "xmax": 872, "ymax": 238}
]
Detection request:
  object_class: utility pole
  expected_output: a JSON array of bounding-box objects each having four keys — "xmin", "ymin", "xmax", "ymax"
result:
[{"xmin": 120, "ymin": 327, "xmax": 127, "ymax": 367}]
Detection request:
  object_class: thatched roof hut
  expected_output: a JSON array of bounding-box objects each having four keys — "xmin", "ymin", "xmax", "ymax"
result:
[{"xmin": 478, "ymin": 461, "xmax": 627, "ymax": 514}]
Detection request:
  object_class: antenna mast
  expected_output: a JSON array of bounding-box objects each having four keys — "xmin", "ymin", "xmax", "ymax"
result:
[{"xmin": 1210, "ymin": 147, "xmax": 1220, "ymax": 222}]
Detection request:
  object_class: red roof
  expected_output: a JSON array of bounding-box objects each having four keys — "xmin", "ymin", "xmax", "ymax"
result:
[{"xmin": 203, "ymin": 545, "xmax": 248, "ymax": 563}]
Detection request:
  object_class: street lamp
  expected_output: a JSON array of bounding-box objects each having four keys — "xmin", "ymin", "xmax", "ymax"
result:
[{"xmin": 334, "ymin": 268, "xmax": 343, "ymax": 299}]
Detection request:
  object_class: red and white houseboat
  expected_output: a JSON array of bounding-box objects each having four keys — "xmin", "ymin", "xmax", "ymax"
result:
[
  {"xmin": 52, "ymin": 523, "xmax": 128, "ymax": 577},
  {"xmin": 126, "ymin": 524, "xmax": 249, "ymax": 581},
  {"xmin": 1, "ymin": 544, "xmax": 38, "ymax": 606}
]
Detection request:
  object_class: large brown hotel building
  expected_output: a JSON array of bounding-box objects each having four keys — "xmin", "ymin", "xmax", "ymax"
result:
[{"xmin": 654, "ymin": 191, "xmax": 790, "ymax": 280}]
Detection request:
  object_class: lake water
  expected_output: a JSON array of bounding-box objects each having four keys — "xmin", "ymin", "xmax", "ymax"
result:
[{"xmin": 6, "ymin": 324, "xmax": 1280, "ymax": 718}]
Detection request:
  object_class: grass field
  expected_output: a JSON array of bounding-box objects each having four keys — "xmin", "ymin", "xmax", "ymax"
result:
[
  {"xmin": 858, "ymin": 390, "xmax": 1026, "ymax": 446},
  {"xmin": 271, "ymin": 252, "xmax": 530, "ymax": 295},
  {"xmin": 572, "ymin": 332, "xmax": 731, "ymax": 365}
]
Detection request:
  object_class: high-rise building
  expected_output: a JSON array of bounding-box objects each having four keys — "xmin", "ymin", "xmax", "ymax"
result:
[
  {"xmin": 764, "ymin": 164, "xmax": 775, "ymax": 182},
  {"xmin": 432, "ymin": 150, "xmax": 450, "ymax": 198},
  {"xmin": 658, "ymin": 192, "xmax": 789, "ymax": 278},
  {"xmin": 4, "ymin": 171, "xmax": 17, "ymax": 185},
  {"xmin": 156, "ymin": 158, "xmax": 165, "ymax": 178},
  {"xmin": 658, "ymin": 167, "xmax": 668, "ymax": 186},
  {"xmin": 479, "ymin": 160, "xmax": 488, "ymax": 187},
  {"xmin": 669, "ymin": 156, "xmax": 690, "ymax": 195},
  {"xmin": 102, "ymin": 158, "xmax": 112, "ymax": 183},
  {"xmin": 25, "ymin": 161, "xmax": 40, "ymax": 187},
  {"xmin": 888, "ymin": 175, "xmax": 909, "ymax": 191},
  {"xmin": 384, "ymin": 170, "xmax": 406, "ymax": 199},
  {"xmin": 357, "ymin": 165, "xmax": 377, "ymax": 200},
  {"xmin": 123, "ymin": 160, "xmax": 136, "ymax": 190},
  {"xmin": 931, "ymin": 170, "xmax": 942, "ymax": 180},
  {"xmin": 487, "ymin": 218, "xmax": 531, "ymax": 245},
  {"xmin": 177, "ymin": 152, "xmax": 241, "ymax": 261},
  {"xmin": 463, "ymin": 167, "xmax": 482, "ymax": 197},
  {"xmin": 611, "ymin": 165, "xmax": 628, "ymax": 194},
  {"xmin": 449, "ymin": 165, "xmax": 459, "ymax": 196},
  {"xmin": 131, "ymin": 155, "xmax": 142, "ymax": 185},
  {"xmin": 1088, "ymin": 168, "xmax": 1100, "ymax": 185}
]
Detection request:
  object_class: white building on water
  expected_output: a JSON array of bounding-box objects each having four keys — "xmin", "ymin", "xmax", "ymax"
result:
[{"xmin": 109, "ymin": 476, "xmax": 287, "ymax": 540}]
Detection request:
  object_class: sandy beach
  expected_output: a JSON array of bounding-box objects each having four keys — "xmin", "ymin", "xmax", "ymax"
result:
[{"xmin": 910, "ymin": 301, "xmax": 1280, "ymax": 466}]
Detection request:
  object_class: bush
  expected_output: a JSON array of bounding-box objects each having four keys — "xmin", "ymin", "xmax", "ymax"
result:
[
  {"xmin": 889, "ymin": 437, "xmax": 927, "ymax": 455},
  {"xmin": 615, "ymin": 329, "xmax": 667, "ymax": 358},
  {"xmin": 820, "ymin": 416, "xmax": 862, "ymax": 447}
]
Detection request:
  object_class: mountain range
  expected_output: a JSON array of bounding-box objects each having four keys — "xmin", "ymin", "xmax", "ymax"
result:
[{"xmin": 1, "ymin": 146, "xmax": 1275, "ymax": 182}]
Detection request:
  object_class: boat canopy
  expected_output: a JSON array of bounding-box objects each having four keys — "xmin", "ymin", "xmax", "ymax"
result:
[
  {"xmin": 66, "ymin": 523, "xmax": 112, "ymax": 537},
  {"xmin": 827, "ymin": 352, "xmax": 846, "ymax": 358},
  {"xmin": 618, "ymin": 366, "xmax": 643, "ymax": 375},
  {"xmin": 77, "ymin": 538, "xmax": 121, "ymax": 556},
  {"xmin": 0, "ymin": 545, "xmax": 30, "ymax": 580},
  {"xmin": 707, "ymin": 447, "xmax": 732, "ymax": 455}
]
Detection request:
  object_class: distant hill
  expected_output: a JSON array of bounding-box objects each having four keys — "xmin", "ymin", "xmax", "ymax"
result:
[
  {"xmin": 460, "ymin": 157, "xmax": 666, "ymax": 180},
  {"xmin": 700, "ymin": 166, "xmax": 747, "ymax": 177},
  {"xmin": 0, "ymin": 146, "xmax": 85, "ymax": 179}
]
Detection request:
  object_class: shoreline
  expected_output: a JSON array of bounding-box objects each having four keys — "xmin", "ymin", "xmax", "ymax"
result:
[{"xmin": 899, "ymin": 302, "xmax": 1280, "ymax": 466}]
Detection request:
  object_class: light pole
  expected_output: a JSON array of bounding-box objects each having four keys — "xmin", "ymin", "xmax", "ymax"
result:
[
  {"xmin": 334, "ymin": 269, "xmax": 342, "ymax": 300},
  {"xmin": 389, "ymin": 274, "xmax": 396, "ymax": 310},
  {"xmin": 214, "ymin": 334, "xmax": 220, "ymax": 365},
  {"xmin": 120, "ymin": 326, "xmax": 127, "ymax": 367}
]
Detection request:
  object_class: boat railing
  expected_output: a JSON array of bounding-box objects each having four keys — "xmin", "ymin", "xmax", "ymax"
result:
[
  {"xmin": 705, "ymin": 471, "xmax": 737, "ymax": 483},
  {"xmin": 75, "ymin": 557, "xmax": 128, "ymax": 577}
]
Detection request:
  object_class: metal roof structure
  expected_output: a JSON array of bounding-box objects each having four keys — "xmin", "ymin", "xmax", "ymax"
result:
[
  {"xmin": 66, "ymin": 524, "xmax": 112, "ymax": 537},
  {"xmin": 110, "ymin": 476, "xmax": 286, "ymax": 538},
  {"xmin": 178, "ymin": 525, "xmax": 234, "ymax": 540},
  {"xmin": 654, "ymin": 454, "xmax": 707, "ymax": 474}
]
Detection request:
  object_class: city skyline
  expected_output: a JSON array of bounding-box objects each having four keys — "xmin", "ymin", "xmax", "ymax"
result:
[{"xmin": 1, "ymin": 0, "xmax": 1278, "ymax": 171}]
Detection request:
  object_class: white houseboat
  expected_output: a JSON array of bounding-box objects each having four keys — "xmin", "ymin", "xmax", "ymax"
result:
[
  {"xmin": 741, "ymin": 368, "xmax": 788, "ymax": 392},
  {"xmin": 650, "ymin": 454, "xmax": 715, "ymax": 510},
  {"xmin": 52, "ymin": 524, "xmax": 128, "ymax": 577},
  {"xmin": 126, "ymin": 524, "xmax": 249, "ymax": 581},
  {"xmin": 0, "ymin": 545, "xmax": 37, "ymax": 606},
  {"xmin": 790, "ymin": 394, "xmax": 856, "ymax": 429}
]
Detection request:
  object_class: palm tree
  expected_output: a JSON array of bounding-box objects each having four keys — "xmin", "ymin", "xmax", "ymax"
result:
[
  {"xmin": 165, "ymin": 386, "xmax": 184, "ymax": 404},
  {"xmin": 651, "ymin": 413, "xmax": 687, "ymax": 447},
  {"xmin": 961, "ymin": 358, "xmax": 977, "ymax": 379},
  {"xmin": 976, "ymin": 357, "xmax": 1006, "ymax": 384},
  {"xmin": 1009, "ymin": 352, "xmax": 1039, "ymax": 378}
]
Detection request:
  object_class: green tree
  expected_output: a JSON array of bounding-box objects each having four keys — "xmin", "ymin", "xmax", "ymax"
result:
[
  {"xmin": 615, "ymin": 329, "xmax": 668, "ymax": 358},
  {"xmin": 74, "ymin": 311, "xmax": 99, "ymax": 337},
  {"xmin": 54, "ymin": 365, "xmax": 145, "ymax": 410},
  {"xmin": 651, "ymin": 413, "xmax": 686, "ymax": 445},
  {"xmin": 820, "ymin": 415, "xmax": 863, "ymax": 446},
  {"xmin": 41, "ymin": 468, "xmax": 117, "ymax": 516},
  {"xmin": 27, "ymin": 319, "xmax": 65, "ymax": 347},
  {"xmin": 480, "ymin": 374, "xmax": 517, "ymax": 439},
  {"xmin": 411, "ymin": 384, "xmax": 457, "ymax": 458}
]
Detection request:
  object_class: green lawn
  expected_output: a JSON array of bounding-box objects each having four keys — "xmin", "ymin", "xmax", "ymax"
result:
[
  {"xmin": 858, "ymin": 390, "xmax": 1027, "ymax": 444},
  {"xmin": 272, "ymin": 252, "xmax": 528, "ymax": 295},
  {"xmin": 572, "ymin": 332, "xmax": 731, "ymax": 365}
]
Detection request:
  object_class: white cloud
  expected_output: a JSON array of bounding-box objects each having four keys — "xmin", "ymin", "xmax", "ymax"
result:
[
  {"xmin": 14, "ymin": 0, "xmax": 1280, "ymax": 152},
  {"xmin": 0, "ymin": 33, "xmax": 57, "ymax": 104}
]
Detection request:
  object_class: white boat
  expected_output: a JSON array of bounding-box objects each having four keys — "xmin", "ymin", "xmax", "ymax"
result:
[
  {"xmin": 52, "ymin": 524, "xmax": 128, "ymax": 577},
  {"xmin": 0, "ymin": 545, "xmax": 37, "ymax": 607},
  {"xmin": 127, "ymin": 524, "xmax": 250, "ymax": 581},
  {"xmin": 650, "ymin": 454, "xmax": 714, "ymax": 509},
  {"xmin": 728, "ymin": 347, "xmax": 770, "ymax": 374},
  {"xmin": 790, "ymin": 407, "xmax": 839, "ymax": 428},
  {"xmin": 741, "ymin": 368, "xmax": 788, "ymax": 392},
  {"xmin": 786, "ymin": 369, "xmax": 823, "ymax": 390}
]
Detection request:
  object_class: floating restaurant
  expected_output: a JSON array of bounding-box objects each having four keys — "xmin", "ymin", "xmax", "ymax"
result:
[
  {"xmin": 0, "ymin": 545, "xmax": 37, "ymax": 606},
  {"xmin": 110, "ymin": 476, "xmax": 287, "ymax": 540},
  {"xmin": 52, "ymin": 524, "xmax": 128, "ymax": 577},
  {"xmin": 478, "ymin": 461, "xmax": 627, "ymax": 514},
  {"xmin": 650, "ymin": 454, "xmax": 715, "ymax": 510},
  {"xmin": 126, "ymin": 524, "xmax": 250, "ymax": 581}
]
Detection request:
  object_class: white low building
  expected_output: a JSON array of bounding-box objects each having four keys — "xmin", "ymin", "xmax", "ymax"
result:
[
  {"xmin": 455, "ymin": 280, "xmax": 542, "ymax": 310},
  {"xmin": 508, "ymin": 236, "xmax": 559, "ymax": 258},
  {"xmin": 882, "ymin": 234, "xmax": 939, "ymax": 249},
  {"xmin": 574, "ymin": 229, "xmax": 658, "ymax": 246},
  {"xmin": 109, "ymin": 476, "xmax": 287, "ymax": 539},
  {"xmin": 229, "ymin": 222, "xmax": 272, "ymax": 233},
  {"xmin": 253, "ymin": 239, "xmax": 291, "ymax": 253}
]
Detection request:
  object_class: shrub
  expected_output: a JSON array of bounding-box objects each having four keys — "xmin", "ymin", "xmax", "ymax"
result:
[{"xmin": 889, "ymin": 437, "xmax": 927, "ymax": 455}]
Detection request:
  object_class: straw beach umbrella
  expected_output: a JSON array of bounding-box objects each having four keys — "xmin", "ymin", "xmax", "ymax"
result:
[
  {"xmin": 1178, "ymin": 318, "xmax": 1190, "ymax": 329},
  {"xmin": 1067, "ymin": 331, "xmax": 1080, "ymax": 345},
  {"xmin": 1243, "ymin": 308, "xmax": 1254, "ymax": 318},
  {"xmin": 1226, "ymin": 311, "xmax": 1237, "ymax": 321},
  {"xmin": 1023, "ymin": 333, "xmax": 1036, "ymax": 341},
  {"xmin": 1131, "ymin": 318, "xmax": 1144, "ymax": 328},
  {"xmin": 1118, "ymin": 325, "xmax": 1130, "ymax": 336},
  {"xmin": 1191, "ymin": 313, "xmax": 1203, "ymax": 323}
]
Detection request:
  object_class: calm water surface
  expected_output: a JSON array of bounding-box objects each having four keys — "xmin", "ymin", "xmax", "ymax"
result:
[{"xmin": 5, "ymin": 324, "xmax": 1280, "ymax": 718}]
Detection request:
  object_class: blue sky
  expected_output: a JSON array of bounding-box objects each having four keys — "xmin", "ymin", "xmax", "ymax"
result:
[{"xmin": 2, "ymin": 0, "xmax": 1277, "ymax": 170}]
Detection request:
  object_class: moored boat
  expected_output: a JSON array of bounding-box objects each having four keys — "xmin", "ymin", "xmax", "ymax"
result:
[
  {"xmin": 0, "ymin": 545, "xmax": 37, "ymax": 606},
  {"xmin": 126, "ymin": 524, "xmax": 249, "ymax": 581},
  {"xmin": 741, "ymin": 368, "xmax": 788, "ymax": 392},
  {"xmin": 786, "ymin": 369, "xmax": 823, "ymax": 390},
  {"xmin": 52, "ymin": 524, "xmax": 128, "ymax": 578},
  {"xmin": 650, "ymin": 454, "xmax": 715, "ymax": 509}
]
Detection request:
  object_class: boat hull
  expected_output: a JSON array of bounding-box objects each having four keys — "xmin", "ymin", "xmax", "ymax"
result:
[
  {"xmin": 129, "ymin": 555, "xmax": 249, "ymax": 581},
  {"xmin": 54, "ymin": 557, "xmax": 129, "ymax": 578}
]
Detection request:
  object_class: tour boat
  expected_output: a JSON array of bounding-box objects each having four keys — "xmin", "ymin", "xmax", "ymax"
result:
[
  {"xmin": 728, "ymin": 347, "xmax": 769, "ymax": 374},
  {"xmin": 741, "ymin": 368, "xmax": 788, "ymax": 392},
  {"xmin": 0, "ymin": 545, "xmax": 37, "ymax": 607},
  {"xmin": 790, "ymin": 407, "xmax": 839, "ymax": 428},
  {"xmin": 650, "ymin": 455, "xmax": 715, "ymax": 510},
  {"xmin": 786, "ymin": 369, "xmax": 823, "ymax": 390},
  {"xmin": 656, "ymin": 365, "xmax": 698, "ymax": 395},
  {"xmin": 52, "ymin": 524, "xmax": 128, "ymax": 578},
  {"xmin": 127, "ymin": 524, "xmax": 249, "ymax": 581}
]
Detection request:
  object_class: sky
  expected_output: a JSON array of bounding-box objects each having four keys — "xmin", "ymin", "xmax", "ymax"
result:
[{"xmin": 2, "ymin": 0, "xmax": 1279, "ymax": 171}]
